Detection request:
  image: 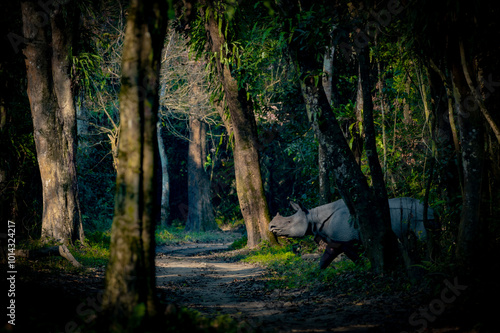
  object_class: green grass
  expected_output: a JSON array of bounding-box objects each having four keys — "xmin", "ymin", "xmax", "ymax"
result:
[
  {"xmin": 71, "ymin": 231, "xmax": 111, "ymax": 267},
  {"xmin": 15, "ymin": 235, "xmax": 108, "ymax": 272},
  {"xmin": 240, "ymin": 239, "xmax": 411, "ymax": 296},
  {"xmin": 18, "ymin": 227, "xmax": 242, "ymax": 271}
]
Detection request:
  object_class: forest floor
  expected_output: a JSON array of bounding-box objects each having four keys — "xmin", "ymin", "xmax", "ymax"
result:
[
  {"xmin": 9, "ymin": 232, "xmax": 480, "ymax": 333},
  {"xmin": 154, "ymin": 241, "xmax": 467, "ymax": 333}
]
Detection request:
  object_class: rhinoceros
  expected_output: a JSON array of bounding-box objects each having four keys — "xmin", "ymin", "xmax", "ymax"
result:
[{"xmin": 269, "ymin": 197, "xmax": 433, "ymax": 269}]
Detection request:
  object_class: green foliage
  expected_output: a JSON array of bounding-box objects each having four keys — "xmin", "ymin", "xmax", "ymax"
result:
[
  {"xmin": 72, "ymin": 52, "xmax": 105, "ymax": 98},
  {"xmin": 17, "ymin": 231, "xmax": 110, "ymax": 270},
  {"xmin": 77, "ymin": 144, "xmax": 116, "ymax": 232},
  {"xmin": 243, "ymin": 241, "xmax": 376, "ymax": 292},
  {"xmin": 229, "ymin": 235, "xmax": 247, "ymax": 250},
  {"xmin": 331, "ymin": 100, "xmax": 356, "ymax": 118}
]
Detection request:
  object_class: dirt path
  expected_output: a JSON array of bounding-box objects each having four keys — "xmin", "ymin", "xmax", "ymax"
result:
[
  {"xmin": 156, "ymin": 244, "xmax": 272, "ymax": 324},
  {"xmin": 155, "ymin": 243, "xmax": 419, "ymax": 333}
]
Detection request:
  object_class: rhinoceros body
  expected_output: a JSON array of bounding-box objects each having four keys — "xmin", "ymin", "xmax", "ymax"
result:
[{"xmin": 269, "ymin": 197, "xmax": 433, "ymax": 269}]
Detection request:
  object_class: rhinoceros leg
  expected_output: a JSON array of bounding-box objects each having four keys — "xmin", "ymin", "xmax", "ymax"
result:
[
  {"xmin": 319, "ymin": 241, "xmax": 361, "ymax": 269},
  {"xmin": 319, "ymin": 243, "xmax": 343, "ymax": 269},
  {"xmin": 341, "ymin": 241, "xmax": 360, "ymax": 263}
]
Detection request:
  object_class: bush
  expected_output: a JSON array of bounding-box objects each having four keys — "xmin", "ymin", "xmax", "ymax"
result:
[{"xmin": 229, "ymin": 235, "xmax": 247, "ymax": 250}]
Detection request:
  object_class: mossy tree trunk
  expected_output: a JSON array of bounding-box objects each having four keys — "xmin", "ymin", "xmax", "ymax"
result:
[
  {"xmin": 21, "ymin": 1, "xmax": 83, "ymax": 244},
  {"xmin": 203, "ymin": 4, "xmax": 277, "ymax": 247},
  {"xmin": 103, "ymin": 0, "xmax": 167, "ymax": 329}
]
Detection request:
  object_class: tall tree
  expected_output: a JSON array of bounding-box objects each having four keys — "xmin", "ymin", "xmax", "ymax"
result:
[
  {"xmin": 159, "ymin": 29, "xmax": 217, "ymax": 231},
  {"xmin": 157, "ymin": 120, "xmax": 170, "ymax": 227},
  {"xmin": 21, "ymin": 0, "xmax": 84, "ymax": 244},
  {"xmin": 357, "ymin": 45, "xmax": 392, "ymax": 249},
  {"xmin": 403, "ymin": 0, "xmax": 500, "ymax": 275},
  {"xmin": 199, "ymin": 1, "xmax": 277, "ymax": 247},
  {"xmin": 103, "ymin": 0, "xmax": 168, "ymax": 328},
  {"xmin": 318, "ymin": 45, "xmax": 335, "ymax": 204},
  {"xmin": 277, "ymin": 0, "xmax": 398, "ymax": 273},
  {"xmin": 186, "ymin": 116, "xmax": 217, "ymax": 232}
]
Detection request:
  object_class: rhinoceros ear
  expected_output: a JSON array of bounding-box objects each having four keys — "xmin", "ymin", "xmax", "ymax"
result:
[
  {"xmin": 290, "ymin": 201, "xmax": 309, "ymax": 214},
  {"xmin": 298, "ymin": 201, "xmax": 309, "ymax": 214},
  {"xmin": 290, "ymin": 201, "xmax": 301, "ymax": 212}
]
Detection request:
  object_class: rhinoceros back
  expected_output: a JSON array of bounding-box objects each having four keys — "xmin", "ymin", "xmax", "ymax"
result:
[
  {"xmin": 388, "ymin": 197, "xmax": 431, "ymax": 241},
  {"xmin": 321, "ymin": 202, "xmax": 360, "ymax": 242},
  {"xmin": 314, "ymin": 197, "xmax": 431, "ymax": 243}
]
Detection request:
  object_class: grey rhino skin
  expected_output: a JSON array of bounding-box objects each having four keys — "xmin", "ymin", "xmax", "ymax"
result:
[{"xmin": 269, "ymin": 197, "xmax": 433, "ymax": 269}]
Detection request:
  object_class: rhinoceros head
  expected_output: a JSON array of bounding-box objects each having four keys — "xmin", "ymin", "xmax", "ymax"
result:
[{"xmin": 269, "ymin": 201, "xmax": 309, "ymax": 238}]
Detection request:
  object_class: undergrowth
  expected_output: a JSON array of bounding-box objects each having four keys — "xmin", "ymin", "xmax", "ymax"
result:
[
  {"xmin": 241, "ymin": 239, "xmax": 412, "ymax": 297},
  {"xmin": 72, "ymin": 231, "xmax": 111, "ymax": 267}
]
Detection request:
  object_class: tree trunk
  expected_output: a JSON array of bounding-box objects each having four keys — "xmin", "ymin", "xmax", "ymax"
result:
[
  {"xmin": 299, "ymin": 75, "xmax": 394, "ymax": 274},
  {"xmin": 157, "ymin": 121, "xmax": 170, "ymax": 228},
  {"xmin": 352, "ymin": 73, "xmax": 364, "ymax": 165},
  {"xmin": 103, "ymin": 0, "xmax": 167, "ymax": 329},
  {"xmin": 317, "ymin": 144, "xmax": 332, "ymax": 205},
  {"xmin": 318, "ymin": 45, "xmax": 335, "ymax": 204},
  {"xmin": 429, "ymin": 59, "xmax": 464, "ymax": 195},
  {"xmin": 21, "ymin": 1, "xmax": 83, "ymax": 244},
  {"xmin": 277, "ymin": 0, "xmax": 397, "ymax": 273},
  {"xmin": 377, "ymin": 60, "xmax": 388, "ymax": 176},
  {"xmin": 428, "ymin": 62, "xmax": 462, "ymax": 210},
  {"xmin": 451, "ymin": 58, "xmax": 485, "ymax": 274},
  {"xmin": 204, "ymin": 6, "xmax": 277, "ymax": 247},
  {"xmin": 303, "ymin": 82, "xmax": 396, "ymax": 274},
  {"xmin": 357, "ymin": 46, "xmax": 397, "ymax": 270},
  {"xmin": 322, "ymin": 46, "xmax": 335, "ymax": 105},
  {"xmin": 186, "ymin": 116, "xmax": 217, "ymax": 232}
]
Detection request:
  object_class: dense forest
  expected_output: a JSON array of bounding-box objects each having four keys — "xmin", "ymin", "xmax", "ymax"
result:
[{"xmin": 1, "ymin": 0, "xmax": 500, "ymax": 332}]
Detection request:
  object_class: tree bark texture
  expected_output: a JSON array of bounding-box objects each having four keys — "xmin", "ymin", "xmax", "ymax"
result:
[
  {"xmin": 357, "ymin": 46, "xmax": 398, "ymax": 270},
  {"xmin": 299, "ymin": 76, "xmax": 392, "ymax": 274},
  {"xmin": 186, "ymin": 116, "xmax": 217, "ymax": 232},
  {"xmin": 318, "ymin": 45, "xmax": 335, "ymax": 204},
  {"xmin": 103, "ymin": 0, "xmax": 167, "ymax": 328},
  {"xmin": 317, "ymin": 144, "xmax": 332, "ymax": 205},
  {"xmin": 157, "ymin": 121, "xmax": 170, "ymax": 227},
  {"xmin": 451, "ymin": 59, "xmax": 485, "ymax": 274},
  {"xmin": 21, "ymin": 1, "xmax": 84, "ymax": 244},
  {"xmin": 203, "ymin": 5, "xmax": 276, "ymax": 247}
]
